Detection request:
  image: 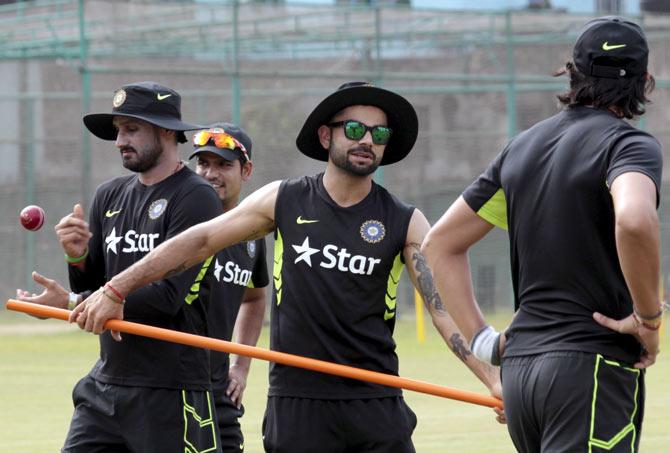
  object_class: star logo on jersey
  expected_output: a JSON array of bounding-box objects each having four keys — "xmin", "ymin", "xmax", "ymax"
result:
[
  {"xmin": 291, "ymin": 237, "xmax": 320, "ymax": 267},
  {"xmin": 214, "ymin": 258, "xmax": 223, "ymax": 282},
  {"xmin": 105, "ymin": 227, "xmax": 123, "ymax": 254}
]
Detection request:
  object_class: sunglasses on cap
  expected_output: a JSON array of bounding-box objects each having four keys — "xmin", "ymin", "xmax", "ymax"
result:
[
  {"xmin": 328, "ymin": 120, "xmax": 393, "ymax": 145},
  {"xmin": 192, "ymin": 128, "xmax": 249, "ymax": 161}
]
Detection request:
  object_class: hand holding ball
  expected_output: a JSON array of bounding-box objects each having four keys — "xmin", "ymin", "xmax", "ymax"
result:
[{"xmin": 20, "ymin": 205, "xmax": 46, "ymax": 231}]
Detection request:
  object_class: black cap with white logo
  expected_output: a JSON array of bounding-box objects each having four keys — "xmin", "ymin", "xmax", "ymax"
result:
[{"xmin": 573, "ymin": 16, "xmax": 648, "ymax": 79}]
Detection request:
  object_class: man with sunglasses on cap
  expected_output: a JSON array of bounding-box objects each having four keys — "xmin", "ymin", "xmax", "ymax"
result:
[
  {"xmin": 72, "ymin": 81, "xmax": 502, "ymax": 452},
  {"xmin": 423, "ymin": 17, "xmax": 662, "ymax": 452},
  {"xmin": 19, "ymin": 81, "xmax": 224, "ymax": 452},
  {"xmin": 190, "ymin": 123, "xmax": 269, "ymax": 453}
]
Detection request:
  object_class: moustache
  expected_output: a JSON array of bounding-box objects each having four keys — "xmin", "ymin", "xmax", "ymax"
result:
[
  {"xmin": 120, "ymin": 147, "xmax": 137, "ymax": 154},
  {"xmin": 348, "ymin": 146, "xmax": 374, "ymax": 158}
]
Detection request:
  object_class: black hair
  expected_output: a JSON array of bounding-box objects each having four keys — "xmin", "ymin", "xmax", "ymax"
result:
[{"xmin": 555, "ymin": 61, "xmax": 654, "ymax": 119}]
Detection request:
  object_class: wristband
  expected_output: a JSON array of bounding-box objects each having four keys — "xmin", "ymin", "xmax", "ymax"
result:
[
  {"xmin": 102, "ymin": 288, "xmax": 125, "ymax": 305},
  {"xmin": 632, "ymin": 312, "xmax": 661, "ymax": 331},
  {"xmin": 470, "ymin": 325, "xmax": 502, "ymax": 365},
  {"xmin": 67, "ymin": 292, "xmax": 82, "ymax": 310},
  {"xmin": 105, "ymin": 283, "xmax": 125, "ymax": 302},
  {"xmin": 633, "ymin": 306, "xmax": 664, "ymax": 322},
  {"xmin": 65, "ymin": 249, "xmax": 88, "ymax": 264}
]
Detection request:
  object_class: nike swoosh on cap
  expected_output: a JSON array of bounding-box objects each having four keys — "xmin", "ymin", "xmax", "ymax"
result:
[
  {"xmin": 156, "ymin": 93, "xmax": 172, "ymax": 100},
  {"xmin": 105, "ymin": 209, "xmax": 122, "ymax": 218},
  {"xmin": 296, "ymin": 216, "xmax": 319, "ymax": 224},
  {"xmin": 602, "ymin": 41, "xmax": 626, "ymax": 51}
]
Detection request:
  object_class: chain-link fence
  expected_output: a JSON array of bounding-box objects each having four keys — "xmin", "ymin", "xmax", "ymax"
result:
[{"xmin": 2, "ymin": 0, "xmax": 669, "ymax": 317}]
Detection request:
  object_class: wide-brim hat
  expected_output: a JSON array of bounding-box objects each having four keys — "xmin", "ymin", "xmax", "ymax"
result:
[
  {"xmin": 573, "ymin": 16, "xmax": 648, "ymax": 79},
  {"xmin": 296, "ymin": 81, "xmax": 418, "ymax": 166},
  {"xmin": 189, "ymin": 122, "xmax": 253, "ymax": 161},
  {"xmin": 83, "ymin": 81, "xmax": 202, "ymax": 144}
]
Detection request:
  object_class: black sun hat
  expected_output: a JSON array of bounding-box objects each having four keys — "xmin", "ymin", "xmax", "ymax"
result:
[
  {"xmin": 189, "ymin": 122, "xmax": 253, "ymax": 161},
  {"xmin": 573, "ymin": 16, "xmax": 648, "ymax": 79},
  {"xmin": 296, "ymin": 81, "xmax": 418, "ymax": 166},
  {"xmin": 83, "ymin": 81, "xmax": 202, "ymax": 143}
]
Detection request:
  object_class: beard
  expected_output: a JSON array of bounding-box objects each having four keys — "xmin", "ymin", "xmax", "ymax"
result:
[
  {"xmin": 329, "ymin": 144, "xmax": 380, "ymax": 176},
  {"xmin": 121, "ymin": 134, "xmax": 163, "ymax": 173}
]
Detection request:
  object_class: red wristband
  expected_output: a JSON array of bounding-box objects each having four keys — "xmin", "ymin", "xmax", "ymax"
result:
[
  {"xmin": 104, "ymin": 283, "xmax": 125, "ymax": 302},
  {"xmin": 632, "ymin": 312, "xmax": 661, "ymax": 331}
]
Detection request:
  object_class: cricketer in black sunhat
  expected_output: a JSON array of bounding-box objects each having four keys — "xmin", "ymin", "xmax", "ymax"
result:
[
  {"xmin": 83, "ymin": 81, "xmax": 202, "ymax": 144},
  {"xmin": 296, "ymin": 81, "xmax": 419, "ymax": 165},
  {"xmin": 573, "ymin": 16, "xmax": 648, "ymax": 79}
]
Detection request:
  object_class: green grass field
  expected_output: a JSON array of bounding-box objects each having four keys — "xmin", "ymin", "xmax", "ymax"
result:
[{"xmin": 1, "ymin": 312, "xmax": 668, "ymax": 452}]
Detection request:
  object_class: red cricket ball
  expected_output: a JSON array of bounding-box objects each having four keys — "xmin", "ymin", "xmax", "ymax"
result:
[{"xmin": 19, "ymin": 205, "xmax": 46, "ymax": 231}]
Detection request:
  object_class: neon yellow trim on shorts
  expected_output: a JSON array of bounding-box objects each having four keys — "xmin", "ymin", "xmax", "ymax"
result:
[
  {"xmin": 587, "ymin": 354, "xmax": 640, "ymax": 452},
  {"xmin": 182, "ymin": 390, "xmax": 218, "ymax": 453},
  {"xmin": 477, "ymin": 188, "xmax": 508, "ymax": 230},
  {"xmin": 273, "ymin": 229, "xmax": 284, "ymax": 305}
]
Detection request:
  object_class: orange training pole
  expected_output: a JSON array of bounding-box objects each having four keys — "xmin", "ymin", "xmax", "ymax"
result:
[{"xmin": 6, "ymin": 299, "xmax": 502, "ymax": 409}]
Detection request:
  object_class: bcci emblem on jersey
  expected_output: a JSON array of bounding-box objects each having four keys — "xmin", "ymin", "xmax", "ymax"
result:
[
  {"xmin": 360, "ymin": 220, "xmax": 386, "ymax": 244},
  {"xmin": 148, "ymin": 199, "xmax": 168, "ymax": 220},
  {"xmin": 247, "ymin": 241, "xmax": 256, "ymax": 258}
]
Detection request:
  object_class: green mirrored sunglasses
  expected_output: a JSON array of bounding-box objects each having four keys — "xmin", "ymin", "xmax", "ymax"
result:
[{"xmin": 328, "ymin": 120, "xmax": 393, "ymax": 145}]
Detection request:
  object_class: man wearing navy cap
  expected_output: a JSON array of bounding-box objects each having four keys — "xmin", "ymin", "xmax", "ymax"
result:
[
  {"xmin": 73, "ymin": 81, "xmax": 503, "ymax": 452},
  {"xmin": 23, "ymin": 81, "xmax": 224, "ymax": 452},
  {"xmin": 190, "ymin": 123, "xmax": 269, "ymax": 452},
  {"xmin": 423, "ymin": 17, "xmax": 662, "ymax": 452}
]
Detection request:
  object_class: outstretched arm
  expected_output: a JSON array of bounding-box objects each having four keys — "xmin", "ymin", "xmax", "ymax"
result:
[
  {"xmin": 404, "ymin": 209, "xmax": 501, "ymax": 395},
  {"xmin": 70, "ymin": 181, "xmax": 281, "ymax": 336}
]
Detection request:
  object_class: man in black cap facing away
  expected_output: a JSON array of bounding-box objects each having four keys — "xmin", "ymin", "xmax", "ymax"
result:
[
  {"xmin": 73, "ymin": 81, "xmax": 503, "ymax": 452},
  {"xmin": 423, "ymin": 17, "xmax": 662, "ymax": 452},
  {"xmin": 51, "ymin": 81, "xmax": 222, "ymax": 452}
]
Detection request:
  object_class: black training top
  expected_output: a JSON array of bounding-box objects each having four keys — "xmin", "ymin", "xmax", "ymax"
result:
[
  {"xmin": 197, "ymin": 238, "xmax": 269, "ymax": 392},
  {"xmin": 269, "ymin": 173, "xmax": 415, "ymax": 399},
  {"xmin": 69, "ymin": 166, "xmax": 222, "ymax": 389},
  {"xmin": 463, "ymin": 106, "xmax": 662, "ymax": 365}
]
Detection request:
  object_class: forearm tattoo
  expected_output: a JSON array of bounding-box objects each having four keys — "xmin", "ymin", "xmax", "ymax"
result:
[
  {"xmin": 448, "ymin": 332, "xmax": 472, "ymax": 363},
  {"xmin": 409, "ymin": 243, "xmax": 447, "ymax": 316},
  {"xmin": 164, "ymin": 262, "xmax": 188, "ymax": 279}
]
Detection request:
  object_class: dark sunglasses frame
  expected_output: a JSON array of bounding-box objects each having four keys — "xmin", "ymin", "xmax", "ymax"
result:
[{"xmin": 328, "ymin": 120, "xmax": 393, "ymax": 145}]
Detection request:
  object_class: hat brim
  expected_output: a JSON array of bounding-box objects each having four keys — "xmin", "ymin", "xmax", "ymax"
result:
[
  {"xmin": 296, "ymin": 86, "xmax": 418, "ymax": 166},
  {"xmin": 188, "ymin": 145, "xmax": 244, "ymax": 161},
  {"xmin": 83, "ymin": 112, "xmax": 204, "ymax": 144}
]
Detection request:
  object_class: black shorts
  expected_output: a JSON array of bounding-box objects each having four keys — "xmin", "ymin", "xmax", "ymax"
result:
[
  {"xmin": 262, "ymin": 396, "xmax": 417, "ymax": 453},
  {"xmin": 213, "ymin": 383, "xmax": 245, "ymax": 453},
  {"xmin": 502, "ymin": 351, "xmax": 645, "ymax": 453},
  {"xmin": 62, "ymin": 374, "xmax": 221, "ymax": 453}
]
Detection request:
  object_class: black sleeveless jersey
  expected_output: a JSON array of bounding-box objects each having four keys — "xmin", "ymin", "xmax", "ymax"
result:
[
  {"xmin": 69, "ymin": 166, "xmax": 222, "ymax": 389},
  {"xmin": 198, "ymin": 238, "xmax": 269, "ymax": 391},
  {"xmin": 269, "ymin": 173, "xmax": 415, "ymax": 399}
]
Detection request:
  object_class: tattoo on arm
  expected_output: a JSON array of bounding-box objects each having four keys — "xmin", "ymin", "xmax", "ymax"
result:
[
  {"xmin": 409, "ymin": 243, "xmax": 447, "ymax": 316},
  {"xmin": 164, "ymin": 262, "xmax": 188, "ymax": 279},
  {"xmin": 448, "ymin": 332, "xmax": 472, "ymax": 363}
]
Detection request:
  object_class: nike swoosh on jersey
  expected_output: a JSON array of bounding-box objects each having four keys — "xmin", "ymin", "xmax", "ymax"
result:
[
  {"xmin": 105, "ymin": 209, "xmax": 122, "ymax": 218},
  {"xmin": 156, "ymin": 93, "xmax": 172, "ymax": 100},
  {"xmin": 602, "ymin": 41, "xmax": 626, "ymax": 51},
  {"xmin": 296, "ymin": 216, "xmax": 319, "ymax": 224}
]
